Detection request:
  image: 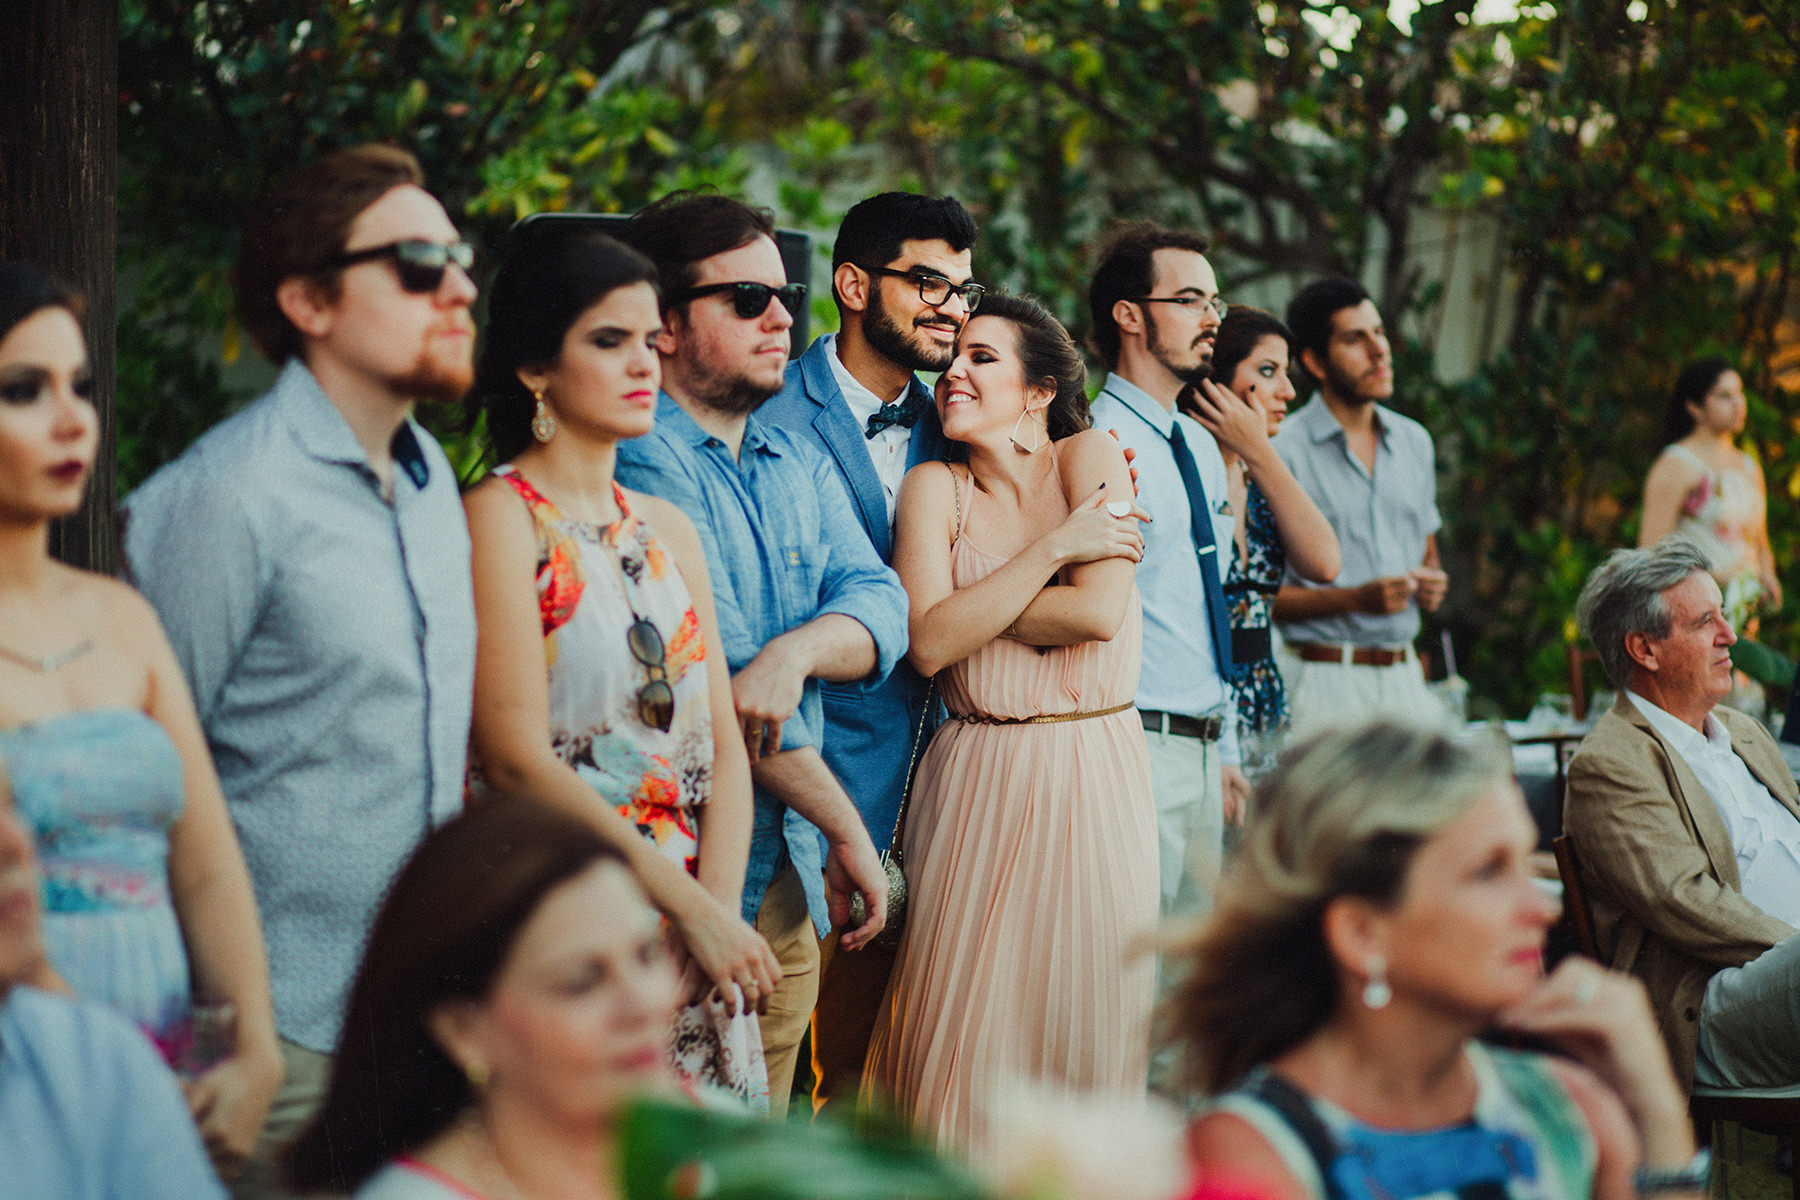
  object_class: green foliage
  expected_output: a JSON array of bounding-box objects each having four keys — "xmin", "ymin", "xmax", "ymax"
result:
[{"xmin": 119, "ymin": 0, "xmax": 1800, "ymax": 714}]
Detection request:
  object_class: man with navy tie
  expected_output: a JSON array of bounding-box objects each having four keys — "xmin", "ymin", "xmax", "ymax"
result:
[
  {"xmin": 762, "ymin": 191, "xmax": 980, "ymax": 1111},
  {"xmin": 1086, "ymin": 222, "xmax": 1244, "ymax": 920}
]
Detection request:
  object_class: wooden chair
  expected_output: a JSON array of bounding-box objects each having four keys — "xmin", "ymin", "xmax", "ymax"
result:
[
  {"xmin": 1565, "ymin": 643, "xmax": 1603, "ymax": 723},
  {"xmin": 1552, "ymin": 836, "xmax": 1800, "ymax": 1200}
]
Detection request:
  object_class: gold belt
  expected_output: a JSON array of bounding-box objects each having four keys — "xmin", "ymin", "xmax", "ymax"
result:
[{"xmin": 952, "ymin": 701, "xmax": 1134, "ymax": 726}]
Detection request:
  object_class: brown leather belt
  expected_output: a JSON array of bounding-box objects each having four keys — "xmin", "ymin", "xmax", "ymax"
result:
[
  {"xmin": 1139, "ymin": 709, "xmax": 1225, "ymax": 741},
  {"xmin": 954, "ymin": 701, "xmax": 1134, "ymax": 726},
  {"xmin": 1290, "ymin": 641, "xmax": 1413, "ymax": 667}
]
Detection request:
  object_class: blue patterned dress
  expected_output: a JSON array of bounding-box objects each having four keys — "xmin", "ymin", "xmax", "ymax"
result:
[
  {"xmin": 0, "ymin": 708, "xmax": 191, "ymax": 1063},
  {"xmin": 1224, "ymin": 479, "xmax": 1289, "ymax": 737}
]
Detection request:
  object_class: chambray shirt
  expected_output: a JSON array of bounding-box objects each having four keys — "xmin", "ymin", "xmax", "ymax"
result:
[
  {"xmin": 0, "ymin": 986, "xmax": 226, "ymax": 1199},
  {"xmin": 1090, "ymin": 374, "xmax": 1240, "ymax": 765},
  {"xmin": 123, "ymin": 360, "xmax": 475, "ymax": 1052},
  {"xmin": 617, "ymin": 394, "xmax": 909, "ymax": 934},
  {"xmin": 1273, "ymin": 398, "xmax": 1442, "ymax": 647}
]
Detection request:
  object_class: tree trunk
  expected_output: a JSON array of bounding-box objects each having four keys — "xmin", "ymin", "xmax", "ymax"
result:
[{"xmin": 0, "ymin": 0, "xmax": 119, "ymax": 574}]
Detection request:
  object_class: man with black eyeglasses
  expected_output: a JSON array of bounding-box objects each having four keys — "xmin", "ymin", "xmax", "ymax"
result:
[
  {"xmin": 1086, "ymin": 222, "xmax": 1246, "ymax": 935},
  {"xmin": 615, "ymin": 193, "xmax": 905, "ymax": 1116},
  {"xmin": 123, "ymin": 145, "xmax": 478, "ymax": 1199},
  {"xmin": 761, "ymin": 191, "xmax": 980, "ymax": 1114}
]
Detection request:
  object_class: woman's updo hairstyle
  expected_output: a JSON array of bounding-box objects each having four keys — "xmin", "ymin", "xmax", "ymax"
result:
[
  {"xmin": 1159, "ymin": 718, "xmax": 1511, "ymax": 1093},
  {"xmin": 977, "ymin": 292, "xmax": 1091, "ymax": 442},
  {"xmin": 472, "ymin": 227, "xmax": 660, "ymax": 462}
]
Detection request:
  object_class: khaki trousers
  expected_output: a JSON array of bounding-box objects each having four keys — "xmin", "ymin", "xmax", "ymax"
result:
[
  {"xmin": 753, "ymin": 864, "xmax": 821, "ymax": 1118},
  {"xmin": 230, "ymin": 1039, "xmax": 334, "ymax": 1200}
]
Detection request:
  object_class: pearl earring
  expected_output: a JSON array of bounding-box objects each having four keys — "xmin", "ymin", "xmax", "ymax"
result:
[{"xmin": 1362, "ymin": 954, "xmax": 1391, "ymax": 1010}]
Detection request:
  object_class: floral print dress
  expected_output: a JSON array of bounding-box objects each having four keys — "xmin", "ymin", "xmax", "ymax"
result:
[
  {"xmin": 491, "ymin": 465, "xmax": 768, "ymax": 1112},
  {"xmin": 1224, "ymin": 479, "xmax": 1288, "ymax": 739}
]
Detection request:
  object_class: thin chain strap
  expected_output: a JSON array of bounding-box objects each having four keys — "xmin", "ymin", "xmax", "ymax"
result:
[
  {"xmin": 944, "ymin": 461, "xmax": 965, "ymax": 544},
  {"xmin": 885, "ymin": 676, "xmax": 935, "ymax": 853}
]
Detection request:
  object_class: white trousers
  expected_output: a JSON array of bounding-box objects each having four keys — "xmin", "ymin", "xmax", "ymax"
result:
[
  {"xmin": 1145, "ymin": 729, "xmax": 1225, "ymax": 920},
  {"xmin": 1281, "ymin": 646, "xmax": 1447, "ymax": 739}
]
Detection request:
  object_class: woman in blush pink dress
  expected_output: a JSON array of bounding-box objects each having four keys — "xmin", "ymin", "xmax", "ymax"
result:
[{"xmin": 865, "ymin": 293, "xmax": 1159, "ymax": 1160}]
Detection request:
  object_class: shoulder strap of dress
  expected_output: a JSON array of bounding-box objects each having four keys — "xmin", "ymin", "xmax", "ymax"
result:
[
  {"xmin": 1665, "ymin": 443, "xmax": 1711, "ymax": 474},
  {"xmin": 1239, "ymin": 1072, "xmax": 1344, "ymax": 1200},
  {"xmin": 942, "ymin": 461, "xmax": 967, "ymax": 544}
]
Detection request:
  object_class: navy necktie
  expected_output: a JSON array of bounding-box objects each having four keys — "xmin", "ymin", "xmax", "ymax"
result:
[
  {"xmin": 1166, "ymin": 421, "xmax": 1234, "ymax": 675},
  {"xmin": 865, "ymin": 392, "xmax": 925, "ymax": 438}
]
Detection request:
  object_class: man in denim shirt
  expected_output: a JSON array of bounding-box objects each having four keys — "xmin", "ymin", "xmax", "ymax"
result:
[
  {"xmin": 617, "ymin": 193, "xmax": 906, "ymax": 1115},
  {"xmin": 124, "ymin": 146, "xmax": 477, "ymax": 1197}
]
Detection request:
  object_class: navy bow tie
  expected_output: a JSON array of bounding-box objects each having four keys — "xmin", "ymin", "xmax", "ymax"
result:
[{"xmin": 865, "ymin": 394, "xmax": 925, "ymax": 438}]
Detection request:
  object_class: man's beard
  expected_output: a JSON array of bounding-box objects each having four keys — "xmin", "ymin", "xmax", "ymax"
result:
[
  {"xmin": 389, "ymin": 327, "xmax": 474, "ymax": 403},
  {"xmin": 1321, "ymin": 355, "xmax": 1388, "ymax": 406},
  {"xmin": 1145, "ymin": 308, "xmax": 1212, "ymax": 388},
  {"xmin": 690, "ymin": 360, "xmax": 784, "ymax": 416},
  {"xmin": 863, "ymin": 286, "xmax": 958, "ymax": 373}
]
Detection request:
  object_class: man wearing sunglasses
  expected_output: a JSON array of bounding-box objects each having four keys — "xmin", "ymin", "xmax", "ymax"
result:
[
  {"xmin": 616, "ymin": 193, "xmax": 907, "ymax": 1117},
  {"xmin": 759, "ymin": 191, "xmax": 979, "ymax": 1114},
  {"xmin": 123, "ymin": 145, "xmax": 478, "ymax": 1199}
]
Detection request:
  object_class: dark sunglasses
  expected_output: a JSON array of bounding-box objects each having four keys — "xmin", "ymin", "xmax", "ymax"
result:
[
  {"xmin": 673, "ymin": 280, "xmax": 807, "ymax": 320},
  {"xmin": 328, "ymin": 239, "xmax": 475, "ymax": 294},
  {"xmin": 627, "ymin": 617, "xmax": 675, "ymax": 733}
]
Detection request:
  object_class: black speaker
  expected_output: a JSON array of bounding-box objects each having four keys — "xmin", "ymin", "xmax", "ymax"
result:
[{"xmin": 508, "ymin": 211, "xmax": 812, "ymax": 356}]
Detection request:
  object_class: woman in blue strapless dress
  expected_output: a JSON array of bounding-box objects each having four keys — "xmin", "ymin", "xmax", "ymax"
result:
[{"xmin": 0, "ymin": 264, "xmax": 282, "ymax": 1173}]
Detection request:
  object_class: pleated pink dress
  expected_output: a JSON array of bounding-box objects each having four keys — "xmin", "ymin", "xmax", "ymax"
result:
[{"xmin": 864, "ymin": 483, "xmax": 1160, "ymax": 1161}]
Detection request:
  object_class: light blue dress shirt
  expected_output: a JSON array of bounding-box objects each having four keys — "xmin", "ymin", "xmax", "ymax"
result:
[
  {"xmin": 1090, "ymin": 373, "xmax": 1239, "ymax": 765},
  {"xmin": 1272, "ymin": 398, "xmax": 1442, "ymax": 648},
  {"xmin": 0, "ymin": 985, "xmax": 226, "ymax": 1199},
  {"xmin": 123, "ymin": 360, "xmax": 476, "ymax": 1053},
  {"xmin": 617, "ymin": 394, "xmax": 910, "ymax": 934}
]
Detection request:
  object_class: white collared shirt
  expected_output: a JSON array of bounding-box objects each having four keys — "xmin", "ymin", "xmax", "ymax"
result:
[
  {"xmin": 823, "ymin": 333, "xmax": 911, "ymax": 529},
  {"xmin": 1626, "ymin": 690, "xmax": 1800, "ymax": 926}
]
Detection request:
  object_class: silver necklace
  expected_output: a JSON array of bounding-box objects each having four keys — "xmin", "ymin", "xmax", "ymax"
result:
[{"xmin": 0, "ymin": 638, "xmax": 94, "ymax": 673}]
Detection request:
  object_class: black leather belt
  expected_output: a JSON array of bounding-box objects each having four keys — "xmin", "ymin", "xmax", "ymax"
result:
[{"xmin": 1140, "ymin": 709, "xmax": 1225, "ymax": 741}]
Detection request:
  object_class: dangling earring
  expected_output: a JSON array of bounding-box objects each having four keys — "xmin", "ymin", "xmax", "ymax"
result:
[
  {"xmin": 1009, "ymin": 409, "xmax": 1044, "ymax": 454},
  {"xmin": 1362, "ymin": 954, "xmax": 1392, "ymax": 1010},
  {"xmin": 531, "ymin": 388, "xmax": 556, "ymax": 443}
]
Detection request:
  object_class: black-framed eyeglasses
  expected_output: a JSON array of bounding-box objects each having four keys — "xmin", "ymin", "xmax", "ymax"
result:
[
  {"xmin": 626, "ymin": 617, "xmax": 675, "ymax": 733},
  {"xmin": 328, "ymin": 239, "xmax": 475, "ymax": 294},
  {"xmin": 672, "ymin": 281, "xmax": 807, "ymax": 320},
  {"xmin": 1132, "ymin": 294, "xmax": 1228, "ymax": 320},
  {"xmin": 862, "ymin": 266, "xmax": 985, "ymax": 311}
]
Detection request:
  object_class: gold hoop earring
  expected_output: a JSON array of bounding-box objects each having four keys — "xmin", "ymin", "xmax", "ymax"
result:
[
  {"xmin": 531, "ymin": 389, "xmax": 556, "ymax": 443},
  {"xmin": 1009, "ymin": 410, "xmax": 1044, "ymax": 455}
]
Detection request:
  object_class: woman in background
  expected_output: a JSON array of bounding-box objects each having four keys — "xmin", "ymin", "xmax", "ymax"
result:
[
  {"xmin": 464, "ymin": 228, "xmax": 773, "ymax": 1108},
  {"xmin": 1182, "ymin": 308, "xmax": 1339, "ymax": 768},
  {"xmin": 287, "ymin": 796, "xmax": 683, "ymax": 1199},
  {"xmin": 1175, "ymin": 720, "xmax": 1700, "ymax": 1200},
  {"xmin": 0, "ymin": 262, "xmax": 280, "ymax": 1170},
  {"xmin": 1639, "ymin": 358, "xmax": 1779, "ymax": 628},
  {"xmin": 866, "ymin": 294, "xmax": 1157, "ymax": 1159}
]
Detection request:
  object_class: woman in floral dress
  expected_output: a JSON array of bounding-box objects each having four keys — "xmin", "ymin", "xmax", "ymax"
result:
[{"xmin": 464, "ymin": 228, "xmax": 776, "ymax": 1109}]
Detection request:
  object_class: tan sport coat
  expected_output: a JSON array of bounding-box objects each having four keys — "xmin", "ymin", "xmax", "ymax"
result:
[{"xmin": 1563, "ymin": 694, "xmax": 1799, "ymax": 1087}]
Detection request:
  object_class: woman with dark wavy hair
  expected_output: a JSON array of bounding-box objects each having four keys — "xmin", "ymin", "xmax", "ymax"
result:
[
  {"xmin": 462, "ymin": 226, "xmax": 775, "ymax": 1110},
  {"xmin": 1179, "ymin": 307, "xmax": 1338, "ymax": 768},
  {"xmin": 865, "ymin": 293, "xmax": 1159, "ymax": 1159},
  {"xmin": 286, "ymin": 796, "xmax": 682, "ymax": 1198}
]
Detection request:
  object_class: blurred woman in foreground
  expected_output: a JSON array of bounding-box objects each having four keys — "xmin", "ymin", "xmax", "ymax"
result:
[
  {"xmin": 286, "ymin": 796, "xmax": 682, "ymax": 1199},
  {"xmin": 1174, "ymin": 720, "xmax": 1702, "ymax": 1200}
]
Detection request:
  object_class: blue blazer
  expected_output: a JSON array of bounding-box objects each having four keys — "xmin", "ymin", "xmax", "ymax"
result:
[{"xmin": 761, "ymin": 337, "xmax": 949, "ymax": 852}]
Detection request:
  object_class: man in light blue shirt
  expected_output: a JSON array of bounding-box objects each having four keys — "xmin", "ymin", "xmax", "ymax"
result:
[
  {"xmin": 123, "ymin": 145, "xmax": 478, "ymax": 1198},
  {"xmin": 1272, "ymin": 278, "xmax": 1447, "ymax": 734},
  {"xmin": 616, "ymin": 193, "xmax": 906, "ymax": 1115},
  {"xmin": 0, "ymin": 752, "xmax": 226, "ymax": 1200},
  {"xmin": 1086, "ymin": 223, "xmax": 1244, "ymax": 919}
]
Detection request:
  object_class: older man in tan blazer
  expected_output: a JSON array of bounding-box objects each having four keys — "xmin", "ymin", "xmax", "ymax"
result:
[{"xmin": 1566, "ymin": 538, "xmax": 1800, "ymax": 1091}]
